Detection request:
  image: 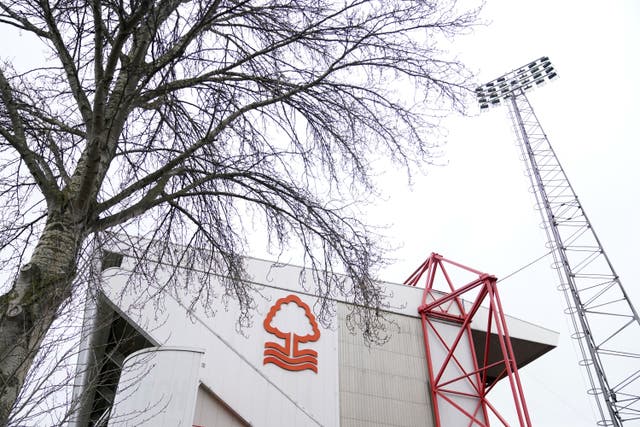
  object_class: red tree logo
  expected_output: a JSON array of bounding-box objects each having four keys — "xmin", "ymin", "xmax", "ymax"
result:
[{"xmin": 263, "ymin": 294, "xmax": 321, "ymax": 373}]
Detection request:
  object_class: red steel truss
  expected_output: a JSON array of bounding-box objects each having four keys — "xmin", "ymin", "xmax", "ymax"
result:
[{"xmin": 405, "ymin": 253, "xmax": 532, "ymax": 427}]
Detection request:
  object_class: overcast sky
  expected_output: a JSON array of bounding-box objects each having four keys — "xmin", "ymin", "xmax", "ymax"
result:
[
  {"xmin": 367, "ymin": 1, "xmax": 640, "ymax": 425},
  {"xmin": 1, "ymin": 1, "xmax": 638, "ymax": 426}
]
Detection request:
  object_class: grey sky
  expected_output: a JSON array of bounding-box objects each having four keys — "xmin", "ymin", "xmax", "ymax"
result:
[
  {"xmin": 1, "ymin": 1, "xmax": 638, "ymax": 425},
  {"xmin": 370, "ymin": 2, "xmax": 640, "ymax": 425}
]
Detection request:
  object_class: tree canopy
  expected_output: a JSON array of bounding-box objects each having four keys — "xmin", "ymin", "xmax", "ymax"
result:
[{"xmin": 0, "ymin": 0, "xmax": 479, "ymax": 422}]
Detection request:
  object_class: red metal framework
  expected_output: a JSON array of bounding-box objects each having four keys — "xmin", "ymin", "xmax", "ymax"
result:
[{"xmin": 405, "ymin": 253, "xmax": 532, "ymax": 427}]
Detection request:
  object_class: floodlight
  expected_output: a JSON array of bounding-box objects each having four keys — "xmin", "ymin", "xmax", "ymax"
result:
[
  {"xmin": 475, "ymin": 57, "xmax": 558, "ymax": 109},
  {"xmin": 476, "ymin": 56, "xmax": 640, "ymax": 427}
]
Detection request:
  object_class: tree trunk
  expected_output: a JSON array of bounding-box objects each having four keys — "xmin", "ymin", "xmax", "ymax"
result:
[{"xmin": 0, "ymin": 212, "xmax": 84, "ymax": 425}]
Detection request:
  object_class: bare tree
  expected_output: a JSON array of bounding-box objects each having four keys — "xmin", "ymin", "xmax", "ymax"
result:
[{"xmin": 0, "ymin": 0, "xmax": 479, "ymax": 422}]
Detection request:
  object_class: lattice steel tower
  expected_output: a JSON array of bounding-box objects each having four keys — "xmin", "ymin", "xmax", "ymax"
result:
[{"xmin": 476, "ymin": 57, "xmax": 640, "ymax": 426}]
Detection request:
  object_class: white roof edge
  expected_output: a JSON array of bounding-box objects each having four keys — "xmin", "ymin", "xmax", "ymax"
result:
[{"xmin": 107, "ymin": 253, "xmax": 559, "ymax": 348}]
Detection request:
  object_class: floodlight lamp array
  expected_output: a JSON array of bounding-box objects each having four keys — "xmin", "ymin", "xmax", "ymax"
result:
[{"xmin": 476, "ymin": 57, "xmax": 558, "ymax": 110}]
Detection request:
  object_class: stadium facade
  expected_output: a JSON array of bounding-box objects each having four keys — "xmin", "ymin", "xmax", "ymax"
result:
[{"xmin": 70, "ymin": 246, "xmax": 557, "ymax": 426}]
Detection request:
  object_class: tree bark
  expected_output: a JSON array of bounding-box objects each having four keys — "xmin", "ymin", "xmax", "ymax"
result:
[{"xmin": 0, "ymin": 212, "xmax": 84, "ymax": 425}]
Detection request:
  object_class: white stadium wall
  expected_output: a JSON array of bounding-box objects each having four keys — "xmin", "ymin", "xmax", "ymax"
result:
[{"xmin": 71, "ymin": 250, "xmax": 557, "ymax": 427}]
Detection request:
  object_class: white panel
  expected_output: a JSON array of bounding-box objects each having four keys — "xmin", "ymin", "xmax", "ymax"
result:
[
  {"xmin": 193, "ymin": 385, "xmax": 247, "ymax": 427},
  {"xmin": 102, "ymin": 268, "xmax": 340, "ymax": 427},
  {"xmin": 107, "ymin": 255, "xmax": 558, "ymax": 346},
  {"xmin": 426, "ymin": 321, "xmax": 486, "ymax": 425},
  {"xmin": 466, "ymin": 301, "xmax": 557, "ymax": 345},
  {"xmin": 109, "ymin": 347, "xmax": 202, "ymax": 426}
]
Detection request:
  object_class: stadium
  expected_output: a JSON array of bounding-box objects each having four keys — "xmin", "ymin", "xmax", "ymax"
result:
[{"xmin": 70, "ymin": 244, "xmax": 557, "ymax": 426}]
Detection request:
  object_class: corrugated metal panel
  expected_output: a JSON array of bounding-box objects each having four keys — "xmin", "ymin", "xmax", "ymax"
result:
[{"xmin": 338, "ymin": 304, "xmax": 434, "ymax": 427}]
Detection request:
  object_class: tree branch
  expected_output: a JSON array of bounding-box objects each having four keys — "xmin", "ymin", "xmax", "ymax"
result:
[
  {"xmin": 0, "ymin": 68, "xmax": 59, "ymax": 201},
  {"xmin": 40, "ymin": 0, "xmax": 93, "ymax": 128}
]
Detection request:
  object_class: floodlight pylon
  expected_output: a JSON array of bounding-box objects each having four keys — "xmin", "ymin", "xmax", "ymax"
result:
[{"xmin": 477, "ymin": 58, "xmax": 640, "ymax": 426}]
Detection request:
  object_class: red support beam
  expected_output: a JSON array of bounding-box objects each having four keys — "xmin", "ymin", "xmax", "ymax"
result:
[{"xmin": 406, "ymin": 253, "xmax": 532, "ymax": 427}]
